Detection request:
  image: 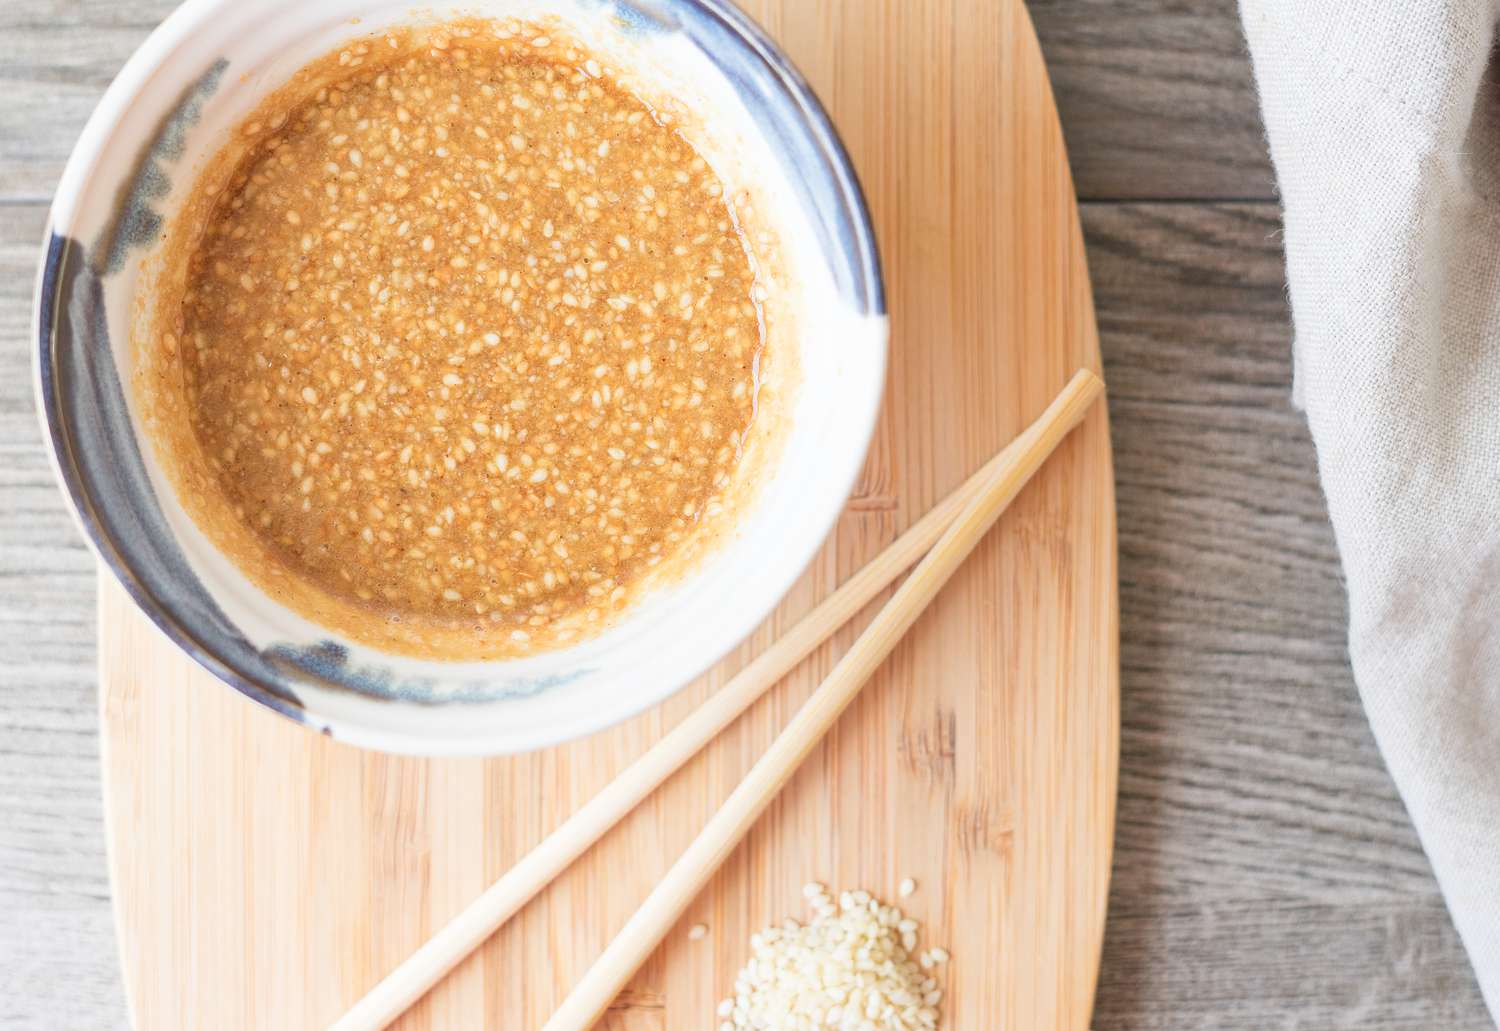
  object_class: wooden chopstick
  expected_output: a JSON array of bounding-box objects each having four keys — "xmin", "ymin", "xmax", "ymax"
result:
[
  {"xmin": 538, "ymin": 368, "xmax": 1103, "ymax": 1031},
  {"xmin": 331, "ymin": 368, "xmax": 1104, "ymax": 1031}
]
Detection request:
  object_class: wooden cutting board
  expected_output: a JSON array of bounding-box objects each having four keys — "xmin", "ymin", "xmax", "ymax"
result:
[{"xmin": 99, "ymin": 1, "xmax": 1118, "ymax": 1027}]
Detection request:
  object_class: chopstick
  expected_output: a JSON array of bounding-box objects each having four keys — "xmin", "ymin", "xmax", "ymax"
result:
[
  {"xmin": 330, "ymin": 368, "xmax": 1104, "ymax": 1031},
  {"xmin": 537, "ymin": 368, "xmax": 1103, "ymax": 1031}
]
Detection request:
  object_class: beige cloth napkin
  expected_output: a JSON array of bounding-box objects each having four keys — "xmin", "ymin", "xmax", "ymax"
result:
[{"xmin": 1242, "ymin": 0, "xmax": 1500, "ymax": 1020}]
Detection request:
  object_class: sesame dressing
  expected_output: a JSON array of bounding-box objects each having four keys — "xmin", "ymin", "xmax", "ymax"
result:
[{"xmin": 168, "ymin": 24, "xmax": 765, "ymax": 650}]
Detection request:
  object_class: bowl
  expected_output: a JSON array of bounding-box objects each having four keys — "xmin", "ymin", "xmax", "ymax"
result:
[{"xmin": 34, "ymin": 0, "xmax": 886, "ymax": 755}]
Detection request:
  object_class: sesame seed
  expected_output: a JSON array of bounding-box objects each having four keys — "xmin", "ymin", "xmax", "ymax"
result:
[{"xmin": 720, "ymin": 886, "xmax": 949, "ymax": 1031}]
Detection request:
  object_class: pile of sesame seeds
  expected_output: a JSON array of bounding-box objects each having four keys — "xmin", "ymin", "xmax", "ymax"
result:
[{"xmin": 717, "ymin": 883, "xmax": 950, "ymax": 1031}]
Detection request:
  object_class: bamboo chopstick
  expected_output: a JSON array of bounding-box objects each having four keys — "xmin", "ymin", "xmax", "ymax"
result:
[
  {"xmin": 330, "ymin": 368, "xmax": 1103, "ymax": 1031},
  {"xmin": 539, "ymin": 368, "xmax": 1103, "ymax": 1031}
]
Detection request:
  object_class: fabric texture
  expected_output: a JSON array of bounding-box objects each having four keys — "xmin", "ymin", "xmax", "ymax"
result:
[{"xmin": 1241, "ymin": 0, "xmax": 1500, "ymax": 1019}]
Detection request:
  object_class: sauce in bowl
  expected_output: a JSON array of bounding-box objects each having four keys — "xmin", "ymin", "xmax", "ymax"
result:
[{"xmin": 146, "ymin": 20, "xmax": 771, "ymax": 659}]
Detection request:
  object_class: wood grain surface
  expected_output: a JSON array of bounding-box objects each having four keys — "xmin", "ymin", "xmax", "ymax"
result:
[
  {"xmin": 1031, "ymin": 0, "xmax": 1274, "ymax": 201},
  {"xmin": 2, "ymin": 1, "xmax": 1493, "ymax": 1030},
  {"xmin": 98, "ymin": 2, "xmax": 1116, "ymax": 1028}
]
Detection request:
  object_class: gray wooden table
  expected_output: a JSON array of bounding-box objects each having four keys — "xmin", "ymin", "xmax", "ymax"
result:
[{"xmin": 1, "ymin": 1, "xmax": 1489, "ymax": 1028}]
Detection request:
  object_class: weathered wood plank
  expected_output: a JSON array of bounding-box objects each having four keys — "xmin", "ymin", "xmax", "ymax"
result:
[
  {"xmin": 1083, "ymin": 200, "xmax": 1488, "ymax": 1027},
  {"xmin": 1032, "ymin": 0, "xmax": 1274, "ymax": 200},
  {"xmin": 1096, "ymin": 899, "xmax": 1490, "ymax": 1030},
  {"xmin": 0, "ymin": 205, "xmax": 96, "ymax": 688},
  {"xmin": 0, "ymin": 1, "xmax": 172, "ymax": 201},
  {"xmin": 0, "ymin": 203, "xmax": 125, "ymax": 1029}
]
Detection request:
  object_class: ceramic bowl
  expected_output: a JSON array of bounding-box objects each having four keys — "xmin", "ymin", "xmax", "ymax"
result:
[{"xmin": 34, "ymin": 0, "xmax": 885, "ymax": 755}]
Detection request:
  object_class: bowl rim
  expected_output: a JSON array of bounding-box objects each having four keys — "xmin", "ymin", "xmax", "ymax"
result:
[{"xmin": 33, "ymin": 0, "xmax": 887, "ymax": 755}]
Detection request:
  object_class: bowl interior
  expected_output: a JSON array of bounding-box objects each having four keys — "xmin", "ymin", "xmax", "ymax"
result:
[{"xmin": 38, "ymin": 0, "xmax": 886, "ymax": 754}]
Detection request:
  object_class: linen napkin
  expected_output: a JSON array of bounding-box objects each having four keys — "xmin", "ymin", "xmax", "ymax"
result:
[{"xmin": 1241, "ymin": 0, "xmax": 1500, "ymax": 1019}]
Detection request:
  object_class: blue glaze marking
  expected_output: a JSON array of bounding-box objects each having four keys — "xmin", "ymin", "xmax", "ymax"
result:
[
  {"xmin": 267, "ymin": 641, "xmax": 592, "ymax": 705},
  {"xmin": 592, "ymin": 0, "xmax": 682, "ymax": 34},
  {"xmin": 38, "ymin": 233, "xmax": 308, "ymax": 723},
  {"xmin": 94, "ymin": 59, "xmax": 228, "ymax": 276}
]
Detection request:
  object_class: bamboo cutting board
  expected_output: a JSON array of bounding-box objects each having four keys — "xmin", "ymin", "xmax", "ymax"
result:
[{"xmin": 99, "ymin": 1, "xmax": 1118, "ymax": 1027}]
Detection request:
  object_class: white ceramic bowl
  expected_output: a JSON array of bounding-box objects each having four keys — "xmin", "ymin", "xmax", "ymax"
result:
[{"xmin": 34, "ymin": 0, "xmax": 886, "ymax": 755}]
